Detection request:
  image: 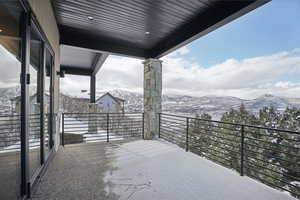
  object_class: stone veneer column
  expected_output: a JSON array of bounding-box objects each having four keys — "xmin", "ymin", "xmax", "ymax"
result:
[
  {"xmin": 143, "ymin": 59, "xmax": 162, "ymax": 139},
  {"xmin": 88, "ymin": 103, "xmax": 98, "ymax": 134}
]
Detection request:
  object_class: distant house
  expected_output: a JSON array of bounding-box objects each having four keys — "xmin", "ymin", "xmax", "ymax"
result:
[
  {"xmin": 61, "ymin": 95, "xmax": 90, "ymax": 113},
  {"xmin": 96, "ymin": 92, "xmax": 125, "ymax": 113}
]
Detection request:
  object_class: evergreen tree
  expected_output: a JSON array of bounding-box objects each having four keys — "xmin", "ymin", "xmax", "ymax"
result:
[
  {"xmin": 253, "ymin": 106, "xmax": 284, "ymax": 188},
  {"xmin": 219, "ymin": 104, "xmax": 259, "ymax": 172},
  {"xmin": 189, "ymin": 113, "xmax": 213, "ymax": 157},
  {"xmin": 279, "ymin": 107, "xmax": 300, "ymax": 197},
  {"xmin": 185, "ymin": 105, "xmax": 300, "ymax": 197}
]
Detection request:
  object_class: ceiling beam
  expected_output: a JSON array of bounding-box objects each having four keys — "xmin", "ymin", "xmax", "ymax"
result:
[
  {"xmin": 61, "ymin": 65, "xmax": 92, "ymax": 76},
  {"xmin": 91, "ymin": 53, "xmax": 109, "ymax": 75},
  {"xmin": 60, "ymin": 26, "xmax": 148, "ymax": 59},
  {"xmin": 151, "ymin": 0, "xmax": 270, "ymax": 58}
]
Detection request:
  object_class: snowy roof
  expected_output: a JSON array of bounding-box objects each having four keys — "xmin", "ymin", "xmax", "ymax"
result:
[{"xmin": 96, "ymin": 92, "xmax": 125, "ymax": 103}]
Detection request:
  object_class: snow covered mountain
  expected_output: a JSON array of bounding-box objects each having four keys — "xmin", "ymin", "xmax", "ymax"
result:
[
  {"xmin": 243, "ymin": 94, "xmax": 293, "ymax": 113},
  {"xmin": 0, "ymin": 87, "xmax": 20, "ymax": 115},
  {"xmin": 1, "ymin": 87, "xmax": 300, "ymax": 119},
  {"xmin": 99, "ymin": 90, "xmax": 300, "ymax": 119}
]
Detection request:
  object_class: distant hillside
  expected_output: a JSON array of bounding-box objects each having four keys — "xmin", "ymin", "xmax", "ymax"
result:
[
  {"xmin": 0, "ymin": 87, "xmax": 20, "ymax": 115},
  {"xmin": 97, "ymin": 90, "xmax": 300, "ymax": 119},
  {"xmin": 1, "ymin": 87, "xmax": 300, "ymax": 119}
]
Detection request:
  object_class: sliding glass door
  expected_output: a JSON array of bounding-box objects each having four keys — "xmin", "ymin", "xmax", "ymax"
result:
[
  {"xmin": 29, "ymin": 24, "xmax": 43, "ymax": 180},
  {"xmin": 44, "ymin": 47, "xmax": 54, "ymax": 159},
  {"xmin": 0, "ymin": 1, "xmax": 23, "ymax": 199},
  {"xmin": 0, "ymin": 1, "xmax": 55, "ymax": 198},
  {"xmin": 28, "ymin": 21, "xmax": 55, "ymax": 182}
]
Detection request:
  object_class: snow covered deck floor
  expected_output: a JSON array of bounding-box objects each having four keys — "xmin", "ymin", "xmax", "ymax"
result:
[{"xmin": 32, "ymin": 140, "xmax": 296, "ymax": 200}]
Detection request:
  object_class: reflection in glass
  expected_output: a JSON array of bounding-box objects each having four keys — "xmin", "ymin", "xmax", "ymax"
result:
[
  {"xmin": 29, "ymin": 27, "xmax": 42, "ymax": 179},
  {"xmin": 0, "ymin": 1, "xmax": 22, "ymax": 199},
  {"xmin": 44, "ymin": 50, "xmax": 53, "ymax": 158}
]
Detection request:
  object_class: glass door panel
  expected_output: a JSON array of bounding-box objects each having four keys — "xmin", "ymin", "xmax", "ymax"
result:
[
  {"xmin": 44, "ymin": 49, "xmax": 53, "ymax": 158},
  {"xmin": 0, "ymin": 1, "xmax": 23, "ymax": 199},
  {"xmin": 29, "ymin": 26, "xmax": 42, "ymax": 179}
]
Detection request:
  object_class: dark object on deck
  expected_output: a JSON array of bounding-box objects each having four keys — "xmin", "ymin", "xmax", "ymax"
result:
[{"xmin": 62, "ymin": 133, "xmax": 84, "ymax": 145}]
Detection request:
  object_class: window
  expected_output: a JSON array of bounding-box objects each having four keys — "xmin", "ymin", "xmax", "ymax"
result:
[
  {"xmin": 0, "ymin": 2, "xmax": 56, "ymax": 198},
  {"xmin": 0, "ymin": 1, "xmax": 23, "ymax": 199},
  {"xmin": 29, "ymin": 25, "xmax": 43, "ymax": 179}
]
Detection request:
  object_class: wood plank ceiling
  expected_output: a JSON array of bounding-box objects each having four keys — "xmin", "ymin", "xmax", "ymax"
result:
[{"xmin": 52, "ymin": 0, "xmax": 270, "ymax": 59}]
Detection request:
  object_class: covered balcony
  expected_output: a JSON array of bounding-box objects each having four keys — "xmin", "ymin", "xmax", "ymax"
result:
[
  {"xmin": 29, "ymin": 141, "xmax": 294, "ymax": 199},
  {"xmin": 0, "ymin": 0, "xmax": 299, "ymax": 200},
  {"xmin": 1, "ymin": 111, "xmax": 299, "ymax": 199},
  {"xmin": 28, "ymin": 112, "xmax": 298, "ymax": 199}
]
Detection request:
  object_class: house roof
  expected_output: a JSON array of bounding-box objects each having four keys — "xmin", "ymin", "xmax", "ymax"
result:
[
  {"xmin": 96, "ymin": 92, "xmax": 125, "ymax": 104},
  {"xmin": 114, "ymin": 97, "xmax": 125, "ymax": 102}
]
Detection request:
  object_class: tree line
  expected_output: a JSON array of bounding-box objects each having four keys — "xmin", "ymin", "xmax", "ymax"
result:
[{"xmin": 189, "ymin": 104, "xmax": 300, "ymax": 198}]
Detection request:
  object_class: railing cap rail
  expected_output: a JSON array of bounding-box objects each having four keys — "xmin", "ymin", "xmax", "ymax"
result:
[{"xmin": 62, "ymin": 112, "xmax": 143, "ymax": 115}]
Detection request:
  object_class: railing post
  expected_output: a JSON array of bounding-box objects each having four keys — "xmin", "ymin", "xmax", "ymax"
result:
[
  {"xmin": 142, "ymin": 113, "xmax": 144, "ymax": 139},
  {"xmin": 158, "ymin": 113, "xmax": 161, "ymax": 138},
  {"xmin": 186, "ymin": 117, "xmax": 189, "ymax": 152},
  {"xmin": 107, "ymin": 113, "xmax": 109, "ymax": 142},
  {"xmin": 240, "ymin": 125, "xmax": 245, "ymax": 176},
  {"xmin": 62, "ymin": 113, "xmax": 65, "ymax": 146}
]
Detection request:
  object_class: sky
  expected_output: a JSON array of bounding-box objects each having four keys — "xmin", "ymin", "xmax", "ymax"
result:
[{"xmin": 60, "ymin": 0, "xmax": 300, "ymax": 99}]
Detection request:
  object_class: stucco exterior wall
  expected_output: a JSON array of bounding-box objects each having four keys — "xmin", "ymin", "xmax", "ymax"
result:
[
  {"xmin": 27, "ymin": 0, "xmax": 60, "ymax": 114},
  {"xmin": 27, "ymin": 0, "xmax": 61, "ymax": 149}
]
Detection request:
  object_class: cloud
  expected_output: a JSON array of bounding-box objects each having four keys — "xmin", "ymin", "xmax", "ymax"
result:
[
  {"xmin": 60, "ymin": 75, "xmax": 91, "ymax": 97},
  {"xmin": 274, "ymin": 81, "xmax": 300, "ymax": 89},
  {"xmin": 2, "ymin": 42, "xmax": 299, "ymax": 100},
  {"xmin": 162, "ymin": 48, "xmax": 300, "ymax": 98},
  {"xmin": 60, "ymin": 47, "xmax": 300, "ymax": 99},
  {"xmin": 168, "ymin": 46, "xmax": 190, "ymax": 57},
  {"xmin": 0, "ymin": 45, "xmax": 21, "ymax": 88}
]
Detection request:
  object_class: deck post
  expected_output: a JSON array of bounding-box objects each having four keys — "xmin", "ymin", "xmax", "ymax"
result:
[
  {"xmin": 142, "ymin": 113, "xmax": 145, "ymax": 139},
  {"xmin": 240, "ymin": 125, "xmax": 245, "ymax": 176},
  {"xmin": 90, "ymin": 74, "xmax": 96, "ymax": 103},
  {"xmin": 143, "ymin": 59, "xmax": 162, "ymax": 139},
  {"xmin": 88, "ymin": 104, "xmax": 98, "ymax": 134},
  {"xmin": 107, "ymin": 113, "xmax": 109, "ymax": 142},
  {"xmin": 62, "ymin": 113, "xmax": 65, "ymax": 146},
  {"xmin": 186, "ymin": 118, "xmax": 189, "ymax": 152},
  {"xmin": 158, "ymin": 113, "xmax": 161, "ymax": 138}
]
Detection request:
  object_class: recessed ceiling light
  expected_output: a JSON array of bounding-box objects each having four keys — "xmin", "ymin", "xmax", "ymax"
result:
[
  {"xmin": 87, "ymin": 16, "xmax": 94, "ymax": 20},
  {"xmin": 0, "ymin": 29, "xmax": 2, "ymax": 32},
  {"xmin": 145, "ymin": 31, "xmax": 150, "ymax": 35}
]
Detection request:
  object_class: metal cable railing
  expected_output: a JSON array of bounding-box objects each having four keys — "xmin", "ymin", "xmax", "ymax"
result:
[
  {"xmin": 0, "ymin": 113, "xmax": 53, "ymax": 153},
  {"xmin": 0, "ymin": 115, "xmax": 21, "ymax": 153},
  {"xmin": 159, "ymin": 113, "xmax": 300, "ymax": 198},
  {"xmin": 29, "ymin": 114, "xmax": 41, "ymax": 150},
  {"xmin": 62, "ymin": 112, "xmax": 143, "ymax": 145}
]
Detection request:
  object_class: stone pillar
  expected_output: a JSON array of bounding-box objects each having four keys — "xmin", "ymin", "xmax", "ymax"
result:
[
  {"xmin": 88, "ymin": 103, "xmax": 98, "ymax": 134},
  {"xmin": 143, "ymin": 59, "xmax": 162, "ymax": 139}
]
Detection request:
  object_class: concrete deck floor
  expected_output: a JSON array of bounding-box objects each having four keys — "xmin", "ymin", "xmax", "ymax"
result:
[
  {"xmin": 0, "ymin": 148, "xmax": 43, "ymax": 200},
  {"xmin": 31, "ymin": 140, "xmax": 295, "ymax": 200}
]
